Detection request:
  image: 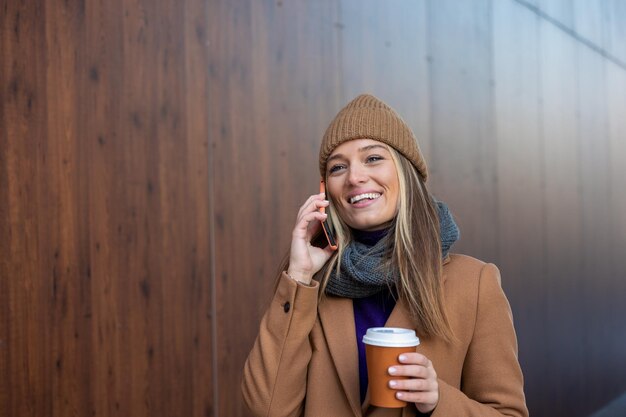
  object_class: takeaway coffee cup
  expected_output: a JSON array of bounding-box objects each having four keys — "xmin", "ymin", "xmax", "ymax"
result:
[{"xmin": 362, "ymin": 327, "xmax": 420, "ymax": 408}]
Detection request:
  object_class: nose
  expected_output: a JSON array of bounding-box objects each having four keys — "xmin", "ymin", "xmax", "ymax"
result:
[{"xmin": 347, "ymin": 164, "xmax": 367, "ymax": 185}]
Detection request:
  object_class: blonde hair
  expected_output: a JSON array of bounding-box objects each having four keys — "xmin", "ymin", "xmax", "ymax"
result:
[{"xmin": 388, "ymin": 148, "xmax": 453, "ymax": 341}]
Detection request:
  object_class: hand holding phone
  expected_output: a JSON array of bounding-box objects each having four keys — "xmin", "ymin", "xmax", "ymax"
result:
[{"xmin": 319, "ymin": 180, "xmax": 338, "ymax": 251}]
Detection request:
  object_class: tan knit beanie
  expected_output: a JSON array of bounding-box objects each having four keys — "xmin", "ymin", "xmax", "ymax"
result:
[{"xmin": 319, "ymin": 94, "xmax": 428, "ymax": 181}]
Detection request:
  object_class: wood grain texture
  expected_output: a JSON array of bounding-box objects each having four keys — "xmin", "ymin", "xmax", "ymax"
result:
[
  {"xmin": 207, "ymin": 1, "xmax": 341, "ymax": 415},
  {"xmin": 0, "ymin": 0, "xmax": 213, "ymax": 416},
  {"xmin": 1, "ymin": 2, "xmax": 53, "ymax": 415}
]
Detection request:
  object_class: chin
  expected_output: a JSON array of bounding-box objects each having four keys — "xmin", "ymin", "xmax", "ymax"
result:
[{"xmin": 349, "ymin": 219, "xmax": 392, "ymax": 232}]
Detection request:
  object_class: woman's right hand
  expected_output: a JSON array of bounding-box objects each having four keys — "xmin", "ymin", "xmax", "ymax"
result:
[{"xmin": 287, "ymin": 192, "xmax": 335, "ymax": 285}]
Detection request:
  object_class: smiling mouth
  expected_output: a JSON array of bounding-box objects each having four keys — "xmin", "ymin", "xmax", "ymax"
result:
[{"xmin": 349, "ymin": 192, "xmax": 381, "ymax": 204}]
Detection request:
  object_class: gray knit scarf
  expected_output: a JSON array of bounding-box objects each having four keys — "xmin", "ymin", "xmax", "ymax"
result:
[{"xmin": 324, "ymin": 200, "xmax": 460, "ymax": 298}]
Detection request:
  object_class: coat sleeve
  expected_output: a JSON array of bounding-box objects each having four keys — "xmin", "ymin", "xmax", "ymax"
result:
[
  {"xmin": 431, "ymin": 263, "xmax": 529, "ymax": 417},
  {"xmin": 241, "ymin": 272, "xmax": 320, "ymax": 417}
]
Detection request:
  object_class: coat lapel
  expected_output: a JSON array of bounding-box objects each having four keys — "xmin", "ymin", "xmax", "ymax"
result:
[
  {"xmin": 318, "ymin": 295, "xmax": 362, "ymax": 417},
  {"xmin": 361, "ymin": 258, "xmax": 451, "ymax": 413}
]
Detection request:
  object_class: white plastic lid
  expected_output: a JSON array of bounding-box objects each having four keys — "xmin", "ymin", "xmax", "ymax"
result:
[{"xmin": 362, "ymin": 327, "xmax": 420, "ymax": 347}]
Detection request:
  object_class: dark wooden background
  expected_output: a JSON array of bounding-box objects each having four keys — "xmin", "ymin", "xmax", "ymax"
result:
[{"xmin": 2, "ymin": 1, "xmax": 625, "ymax": 416}]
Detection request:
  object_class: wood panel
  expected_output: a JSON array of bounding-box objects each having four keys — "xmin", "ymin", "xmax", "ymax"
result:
[
  {"xmin": 426, "ymin": 0, "xmax": 497, "ymax": 260},
  {"xmin": 492, "ymin": 1, "xmax": 548, "ymax": 413},
  {"xmin": 576, "ymin": 10, "xmax": 615, "ymax": 415},
  {"xmin": 207, "ymin": 1, "xmax": 340, "ymax": 415},
  {"xmin": 1, "ymin": 2, "xmax": 52, "ymax": 415},
  {"xmin": 539, "ymin": 12, "xmax": 585, "ymax": 417},
  {"xmin": 0, "ymin": 0, "xmax": 213, "ymax": 416},
  {"xmin": 604, "ymin": 22, "xmax": 626, "ymax": 413}
]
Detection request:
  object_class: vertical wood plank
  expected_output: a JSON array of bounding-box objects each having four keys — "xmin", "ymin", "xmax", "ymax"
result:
[
  {"xmin": 426, "ymin": 0, "xmax": 496, "ymax": 260},
  {"xmin": 183, "ymin": 0, "xmax": 215, "ymax": 414},
  {"xmin": 1, "ymin": 2, "xmax": 53, "ymax": 416},
  {"xmin": 208, "ymin": 1, "xmax": 340, "ymax": 415},
  {"xmin": 44, "ymin": 2, "xmax": 94, "ymax": 416},
  {"xmin": 491, "ymin": 1, "xmax": 546, "ymax": 414},
  {"xmin": 208, "ymin": 2, "xmax": 256, "ymax": 415},
  {"xmin": 539, "ymin": 9, "xmax": 585, "ymax": 417},
  {"xmin": 605, "ymin": 16, "xmax": 626, "ymax": 409},
  {"xmin": 575, "ymin": 2, "xmax": 625, "ymax": 413},
  {"xmin": 84, "ymin": 0, "xmax": 126, "ymax": 414}
]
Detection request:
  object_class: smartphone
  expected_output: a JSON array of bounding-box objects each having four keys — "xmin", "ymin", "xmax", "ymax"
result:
[{"xmin": 319, "ymin": 180, "xmax": 338, "ymax": 251}]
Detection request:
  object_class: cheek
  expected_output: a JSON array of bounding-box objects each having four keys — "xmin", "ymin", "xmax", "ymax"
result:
[
  {"xmin": 386, "ymin": 175, "xmax": 400, "ymax": 203},
  {"xmin": 325, "ymin": 182, "xmax": 346, "ymax": 213},
  {"xmin": 326, "ymin": 182, "xmax": 342, "ymax": 203},
  {"xmin": 389, "ymin": 188, "xmax": 401, "ymax": 214}
]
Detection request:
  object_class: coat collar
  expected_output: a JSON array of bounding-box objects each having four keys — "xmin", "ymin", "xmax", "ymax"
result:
[{"xmin": 318, "ymin": 295, "xmax": 362, "ymax": 417}]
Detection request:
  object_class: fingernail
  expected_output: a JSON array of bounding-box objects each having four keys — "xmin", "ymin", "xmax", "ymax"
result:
[
  {"xmin": 388, "ymin": 367, "xmax": 397, "ymax": 374},
  {"xmin": 398, "ymin": 354, "xmax": 407, "ymax": 362},
  {"xmin": 396, "ymin": 392, "xmax": 403, "ymax": 399},
  {"xmin": 389, "ymin": 380, "xmax": 397, "ymax": 387}
]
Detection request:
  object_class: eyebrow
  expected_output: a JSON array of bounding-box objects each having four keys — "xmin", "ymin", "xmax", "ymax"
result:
[{"xmin": 327, "ymin": 144, "xmax": 389, "ymax": 163}]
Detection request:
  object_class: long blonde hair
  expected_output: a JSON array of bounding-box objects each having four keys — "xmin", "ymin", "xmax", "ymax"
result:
[{"xmin": 314, "ymin": 147, "xmax": 453, "ymax": 341}]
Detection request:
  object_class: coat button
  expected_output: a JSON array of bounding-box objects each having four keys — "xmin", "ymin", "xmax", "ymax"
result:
[{"xmin": 283, "ymin": 302, "xmax": 291, "ymax": 313}]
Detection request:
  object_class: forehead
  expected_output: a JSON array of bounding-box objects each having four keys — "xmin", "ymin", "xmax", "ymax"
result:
[{"xmin": 328, "ymin": 138, "xmax": 389, "ymax": 157}]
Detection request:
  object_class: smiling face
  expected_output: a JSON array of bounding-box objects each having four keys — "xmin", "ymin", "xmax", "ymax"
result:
[{"xmin": 325, "ymin": 139, "xmax": 400, "ymax": 231}]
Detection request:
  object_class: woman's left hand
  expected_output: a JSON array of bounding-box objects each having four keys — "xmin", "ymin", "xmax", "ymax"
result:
[{"xmin": 388, "ymin": 352, "xmax": 439, "ymax": 414}]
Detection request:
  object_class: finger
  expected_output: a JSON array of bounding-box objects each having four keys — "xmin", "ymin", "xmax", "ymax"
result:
[
  {"xmin": 298, "ymin": 197, "xmax": 329, "ymax": 221},
  {"xmin": 305, "ymin": 213, "xmax": 325, "ymax": 239},
  {"xmin": 388, "ymin": 377, "xmax": 437, "ymax": 392},
  {"xmin": 388, "ymin": 365, "xmax": 431, "ymax": 379},
  {"xmin": 394, "ymin": 390, "xmax": 438, "ymax": 407},
  {"xmin": 295, "ymin": 201, "xmax": 329, "ymax": 236},
  {"xmin": 398, "ymin": 353, "xmax": 430, "ymax": 366},
  {"xmin": 297, "ymin": 193, "xmax": 326, "ymax": 218},
  {"xmin": 293, "ymin": 211, "xmax": 327, "ymax": 237}
]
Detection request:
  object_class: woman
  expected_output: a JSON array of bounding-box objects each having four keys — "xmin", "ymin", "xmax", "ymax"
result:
[{"xmin": 242, "ymin": 94, "xmax": 528, "ymax": 417}]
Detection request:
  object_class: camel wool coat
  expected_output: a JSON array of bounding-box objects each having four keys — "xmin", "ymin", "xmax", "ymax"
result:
[{"xmin": 242, "ymin": 254, "xmax": 528, "ymax": 417}]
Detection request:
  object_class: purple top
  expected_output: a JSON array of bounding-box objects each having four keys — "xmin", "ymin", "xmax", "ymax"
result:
[{"xmin": 351, "ymin": 228, "xmax": 397, "ymax": 404}]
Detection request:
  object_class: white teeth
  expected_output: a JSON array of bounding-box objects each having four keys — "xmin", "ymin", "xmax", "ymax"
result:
[{"xmin": 349, "ymin": 193, "xmax": 381, "ymax": 204}]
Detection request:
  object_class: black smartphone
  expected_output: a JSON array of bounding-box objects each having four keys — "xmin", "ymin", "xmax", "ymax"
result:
[{"xmin": 319, "ymin": 180, "xmax": 338, "ymax": 251}]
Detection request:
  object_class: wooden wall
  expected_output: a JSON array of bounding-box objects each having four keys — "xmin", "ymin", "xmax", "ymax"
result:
[
  {"xmin": 2, "ymin": 1, "xmax": 625, "ymax": 417},
  {"xmin": 1, "ymin": 0, "xmax": 213, "ymax": 416}
]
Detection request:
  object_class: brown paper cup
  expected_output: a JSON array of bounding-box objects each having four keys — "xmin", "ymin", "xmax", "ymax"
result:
[{"xmin": 362, "ymin": 328, "xmax": 420, "ymax": 408}]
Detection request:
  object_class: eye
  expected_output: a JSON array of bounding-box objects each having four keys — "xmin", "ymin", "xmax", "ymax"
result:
[
  {"xmin": 366, "ymin": 155, "xmax": 384, "ymax": 163},
  {"xmin": 328, "ymin": 164, "xmax": 346, "ymax": 174}
]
